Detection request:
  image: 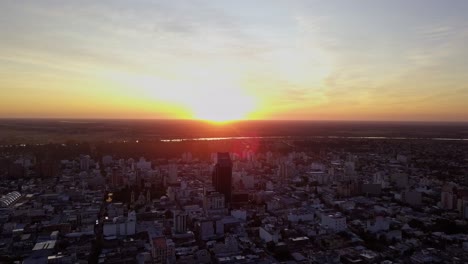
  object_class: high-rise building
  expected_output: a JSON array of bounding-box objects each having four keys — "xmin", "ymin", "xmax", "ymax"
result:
[
  {"xmin": 111, "ymin": 167, "xmax": 122, "ymax": 187},
  {"xmin": 441, "ymin": 183, "xmax": 456, "ymax": 210},
  {"xmin": 278, "ymin": 162, "xmax": 291, "ymax": 183},
  {"xmin": 102, "ymin": 155, "xmax": 113, "ymax": 166},
  {"xmin": 212, "ymin": 152, "xmax": 233, "ymax": 205},
  {"xmin": 80, "ymin": 155, "xmax": 90, "ymax": 171},
  {"xmin": 203, "ymin": 191, "xmax": 225, "ymax": 214},
  {"xmin": 173, "ymin": 211, "xmax": 187, "ymax": 234},
  {"xmin": 136, "ymin": 157, "xmax": 151, "ymax": 171},
  {"xmin": 182, "ymin": 152, "xmax": 192, "ymax": 162},
  {"xmin": 168, "ymin": 164, "xmax": 178, "ymax": 185},
  {"xmin": 152, "ymin": 237, "xmax": 175, "ymax": 264}
]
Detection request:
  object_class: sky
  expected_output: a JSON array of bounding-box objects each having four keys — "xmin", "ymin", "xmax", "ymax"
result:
[{"xmin": 1, "ymin": 0, "xmax": 468, "ymax": 121}]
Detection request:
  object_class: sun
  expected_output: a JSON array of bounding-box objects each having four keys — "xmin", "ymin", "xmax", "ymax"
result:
[
  {"xmin": 193, "ymin": 106, "xmax": 249, "ymax": 123},
  {"xmin": 112, "ymin": 69, "xmax": 258, "ymax": 122},
  {"xmin": 188, "ymin": 89, "xmax": 256, "ymax": 123}
]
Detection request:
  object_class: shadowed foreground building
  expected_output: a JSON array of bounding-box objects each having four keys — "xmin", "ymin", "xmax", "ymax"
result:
[{"xmin": 212, "ymin": 152, "xmax": 233, "ymax": 206}]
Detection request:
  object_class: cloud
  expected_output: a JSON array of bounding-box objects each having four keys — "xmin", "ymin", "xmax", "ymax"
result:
[
  {"xmin": 418, "ymin": 26, "xmax": 454, "ymax": 41},
  {"xmin": 1, "ymin": 0, "xmax": 468, "ymax": 120}
]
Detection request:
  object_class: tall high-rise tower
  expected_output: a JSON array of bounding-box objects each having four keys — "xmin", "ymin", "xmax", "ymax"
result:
[
  {"xmin": 212, "ymin": 152, "xmax": 233, "ymax": 205},
  {"xmin": 173, "ymin": 211, "xmax": 188, "ymax": 234},
  {"xmin": 168, "ymin": 164, "xmax": 178, "ymax": 185},
  {"xmin": 80, "ymin": 155, "xmax": 90, "ymax": 171}
]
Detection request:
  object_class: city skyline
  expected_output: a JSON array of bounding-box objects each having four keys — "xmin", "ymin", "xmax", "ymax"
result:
[{"xmin": 1, "ymin": 1, "xmax": 468, "ymax": 122}]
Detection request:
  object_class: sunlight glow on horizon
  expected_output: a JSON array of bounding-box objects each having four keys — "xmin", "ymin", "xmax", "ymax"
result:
[
  {"xmin": 1, "ymin": 1, "xmax": 468, "ymax": 121},
  {"xmin": 102, "ymin": 67, "xmax": 258, "ymax": 122},
  {"xmin": 189, "ymin": 90, "xmax": 256, "ymax": 122}
]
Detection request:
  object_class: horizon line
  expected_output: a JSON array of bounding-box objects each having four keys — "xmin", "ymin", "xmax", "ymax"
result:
[{"xmin": 0, "ymin": 117, "xmax": 468, "ymax": 124}]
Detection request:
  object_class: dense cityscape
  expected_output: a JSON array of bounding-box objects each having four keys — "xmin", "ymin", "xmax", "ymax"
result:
[
  {"xmin": 1, "ymin": 136, "xmax": 468, "ymax": 263},
  {"xmin": 2, "ymin": 1, "xmax": 468, "ymax": 263}
]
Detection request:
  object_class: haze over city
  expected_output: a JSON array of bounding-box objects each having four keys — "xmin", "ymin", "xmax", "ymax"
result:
[
  {"xmin": 3, "ymin": 2, "xmax": 468, "ymax": 264},
  {"xmin": 1, "ymin": 0, "xmax": 468, "ymax": 122}
]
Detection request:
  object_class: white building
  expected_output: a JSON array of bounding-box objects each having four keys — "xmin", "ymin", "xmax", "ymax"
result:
[
  {"xmin": 231, "ymin": 209, "xmax": 247, "ymax": 221},
  {"xmin": 136, "ymin": 157, "xmax": 151, "ymax": 170},
  {"xmin": 311, "ymin": 162, "xmax": 326, "ymax": 171},
  {"xmin": 266, "ymin": 181, "xmax": 274, "ymax": 191},
  {"xmin": 366, "ymin": 216, "xmax": 390, "ymax": 233},
  {"xmin": 15, "ymin": 156, "xmax": 33, "ymax": 168},
  {"xmin": 287, "ymin": 209, "xmax": 315, "ymax": 223},
  {"xmin": 232, "ymin": 171, "xmax": 254, "ymax": 190},
  {"xmin": 103, "ymin": 211, "xmax": 136, "ymax": 237},
  {"xmin": 310, "ymin": 171, "xmax": 331, "ymax": 185},
  {"xmin": 203, "ymin": 192, "xmax": 225, "ymax": 215},
  {"xmin": 259, "ymin": 224, "xmax": 281, "ymax": 243},
  {"xmin": 320, "ymin": 213, "xmax": 347, "ymax": 232},
  {"xmin": 198, "ymin": 220, "xmax": 215, "ymax": 240},
  {"xmin": 213, "ymin": 235, "xmax": 239, "ymax": 255},
  {"xmin": 0, "ymin": 191, "xmax": 21, "ymax": 207}
]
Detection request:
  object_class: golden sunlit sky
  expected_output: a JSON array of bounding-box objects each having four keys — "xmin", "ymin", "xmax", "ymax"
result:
[{"xmin": 1, "ymin": 1, "xmax": 468, "ymax": 121}]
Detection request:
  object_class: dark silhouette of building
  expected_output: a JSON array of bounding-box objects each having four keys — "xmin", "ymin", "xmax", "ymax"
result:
[{"xmin": 212, "ymin": 152, "xmax": 232, "ymax": 205}]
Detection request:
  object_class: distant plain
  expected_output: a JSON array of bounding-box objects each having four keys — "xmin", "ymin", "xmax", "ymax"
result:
[{"xmin": 1, "ymin": 119, "xmax": 468, "ymax": 144}]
